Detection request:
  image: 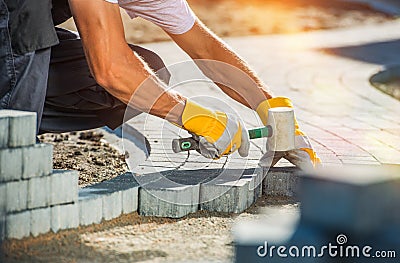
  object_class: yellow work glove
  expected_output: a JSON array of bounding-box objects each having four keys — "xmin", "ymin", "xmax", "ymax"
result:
[
  {"xmin": 256, "ymin": 97, "xmax": 321, "ymax": 170},
  {"xmin": 181, "ymin": 100, "xmax": 250, "ymax": 159}
]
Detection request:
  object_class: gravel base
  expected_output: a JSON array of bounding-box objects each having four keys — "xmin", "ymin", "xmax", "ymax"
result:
[
  {"xmin": 39, "ymin": 130, "xmax": 128, "ymax": 188},
  {"xmin": 2, "ymin": 196, "xmax": 298, "ymax": 263}
]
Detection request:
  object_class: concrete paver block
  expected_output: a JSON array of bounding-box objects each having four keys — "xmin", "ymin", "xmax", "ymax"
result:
[
  {"xmin": 243, "ymin": 167, "xmax": 264, "ymax": 207},
  {"xmin": 0, "ymin": 184, "xmax": 5, "ymax": 241},
  {"xmin": 102, "ymin": 191, "xmax": 122, "ymax": 221},
  {"xmin": 0, "ymin": 148, "xmax": 22, "ymax": 182},
  {"xmin": 79, "ymin": 172, "xmax": 140, "ymax": 222},
  {"xmin": 122, "ymin": 187, "xmax": 139, "ymax": 214},
  {"xmin": 263, "ymin": 167, "xmax": 300, "ymax": 197},
  {"xmin": 30, "ymin": 208, "xmax": 51, "ymax": 237},
  {"xmin": 0, "ymin": 213, "xmax": 5, "ymax": 241},
  {"xmin": 200, "ymin": 180, "xmax": 248, "ymax": 214},
  {"xmin": 0, "ymin": 110, "xmax": 36, "ymax": 148},
  {"xmin": 78, "ymin": 195, "xmax": 103, "ymax": 226},
  {"xmin": 51, "ymin": 203, "xmax": 79, "ymax": 233},
  {"xmin": 5, "ymin": 211, "xmax": 30, "ymax": 239},
  {"xmin": 300, "ymin": 165, "xmax": 400, "ymax": 234},
  {"xmin": 0, "ymin": 183, "xmax": 5, "ymax": 208},
  {"xmin": 22, "ymin": 144, "xmax": 53, "ymax": 179},
  {"xmin": 200, "ymin": 168, "xmax": 261, "ymax": 213},
  {"xmin": 139, "ymin": 178, "xmax": 200, "ymax": 218},
  {"xmin": 5, "ymin": 180, "xmax": 27, "ymax": 212},
  {"xmin": 28, "ymin": 176, "xmax": 50, "ymax": 209},
  {"xmin": 49, "ymin": 170, "xmax": 78, "ymax": 206},
  {"xmin": 78, "ymin": 190, "xmax": 103, "ymax": 226},
  {"xmin": 0, "ymin": 114, "xmax": 9, "ymax": 149}
]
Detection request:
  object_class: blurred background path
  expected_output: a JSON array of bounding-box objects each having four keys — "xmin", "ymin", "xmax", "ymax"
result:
[{"xmin": 143, "ymin": 19, "xmax": 400, "ymax": 167}]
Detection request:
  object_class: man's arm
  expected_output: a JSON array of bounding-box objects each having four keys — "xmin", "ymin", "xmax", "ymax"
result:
[
  {"xmin": 66, "ymin": 0, "xmax": 250, "ymax": 159},
  {"xmin": 168, "ymin": 19, "xmax": 273, "ymax": 110},
  {"xmin": 168, "ymin": 17, "xmax": 321, "ymax": 169},
  {"xmin": 68, "ymin": 0, "xmax": 185, "ymax": 124}
]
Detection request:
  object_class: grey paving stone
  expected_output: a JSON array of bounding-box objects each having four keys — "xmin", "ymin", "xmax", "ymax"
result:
[
  {"xmin": 299, "ymin": 165, "xmax": 400, "ymax": 234},
  {"xmin": 78, "ymin": 191, "xmax": 103, "ymax": 226},
  {"xmin": 243, "ymin": 167, "xmax": 264, "ymax": 206},
  {"xmin": 49, "ymin": 170, "xmax": 78, "ymax": 206},
  {"xmin": 79, "ymin": 172, "xmax": 141, "ymax": 221},
  {"xmin": 164, "ymin": 168, "xmax": 221, "ymax": 186},
  {"xmin": 22, "ymin": 144, "xmax": 53, "ymax": 179},
  {"xmin": 122, "ymin": 187, "xmax": 139, "ymax": 214},
  {"xmin": 0, "ymin": 110, "xmax": 36, "ymax": 148},
  {"xmin": 0, "ymin": 115, "xmax": 9, "ymax": 149},
  {"xmin": 30, "ymin": 208, "xmax": 51, "ymax": 237},
  {"xmin": 102, "ymin": 191, "xmax": 122, "ymax": 221},
  {"xmin": 0, "ymin": 213, "xmax": 5, "ymax": 241},
  {"xmin": 0, "ymin": 184, "xmax": 5, "ymax": 209},
  {"xmin": 139, "ymin": 178, "xmax": 200, "ymax": 218},
  {"xmin": 0, "ymin": 148, "xmax": 23, "ymax": 182},
  {"xmin": 28, "ymin": 176, "xmax": 50, "ymax": 209},
  {"xmin": 0, "ymin": 184, "xmax": 5, "ymax": 241},
  {"xmin": 51, "ymin": 203, "xmax": 79, "ymax": 233},
  {"xmin": 263, "ymin": 167, "xmax": 300, "ymax": 197},
  {"xmin": 5, "ymin": 180, "xmax": 27, "ymax": 212},
  {"xmin": 227, "ymin": 163, "xmax": 264, "ymax": 204},
  {"xmin": 200, "ymin": 181, "xmax": 247, "ymax": 213},
  {"xmin": 200, "ymin": 168, "xmax": 261, "ymax": 213},
  {"xmin": 5, "ymin": 211, "xmax": 30, "ymax": 239}
]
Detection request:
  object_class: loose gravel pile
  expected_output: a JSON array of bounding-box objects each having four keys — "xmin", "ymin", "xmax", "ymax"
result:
[{"xmin": 39, "ymin": 130, "xmax": 128, "ymax": 187}]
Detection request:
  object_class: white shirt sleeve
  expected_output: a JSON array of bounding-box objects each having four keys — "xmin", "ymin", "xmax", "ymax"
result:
[
  {"xmin": 104, "ymin": 0, "xmax": 118, "ymax": 3},
  {"xmin": 118, "ymin": 0, "xmax": 196, "ymax": 35}
]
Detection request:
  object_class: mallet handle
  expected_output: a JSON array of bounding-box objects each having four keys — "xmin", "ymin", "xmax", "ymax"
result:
[
  {"xmin": 248, "ymin": 125, "xmax": 273, "ymax": 139},
  {"xmin": 172, "ymin": 125, "xmax": 272, "ymax": 153}
]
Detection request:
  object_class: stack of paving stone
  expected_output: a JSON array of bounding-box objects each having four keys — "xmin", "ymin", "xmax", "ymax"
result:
[
  {"xmin": 0, "ymin": 110, "xmax": 78, "ymax": 239},
  {"xmin": 234, "ymin": 165, "xmax": 400, "ymax": 263},
  {"xmin": 0, "ymin": 110, "xmax": 141, "ymax": 239},
  {"xmin": 137, "ymin": 165, "xmax": 264, "ymax": 218}
]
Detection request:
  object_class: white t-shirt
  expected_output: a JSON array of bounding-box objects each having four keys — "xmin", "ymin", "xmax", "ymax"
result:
[{"xmin": 105, "ymin": 0, "xmax": 196, "ymax": 35}]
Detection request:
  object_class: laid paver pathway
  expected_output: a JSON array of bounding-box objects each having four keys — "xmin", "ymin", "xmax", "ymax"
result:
[{"xmin": 133, "ymin": 19, "xmax": 400, "ymax": 170}]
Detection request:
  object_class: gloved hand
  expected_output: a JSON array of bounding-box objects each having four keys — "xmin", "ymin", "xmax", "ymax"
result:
[
  {"xmin": 181, "ymin": 100, "xmax": 250, "ymax": 159},
  {"xmin": 256, "ymin": 97, "xmax": 321, "ymax": 170}
]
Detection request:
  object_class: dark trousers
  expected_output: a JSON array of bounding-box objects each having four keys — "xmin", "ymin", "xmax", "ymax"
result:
[
  {"xmin": 0, "ymin": 0, "xmax": 51, "ymax": 133},
  {"xmin": 40, "ymin": 28, "xmax": 171, "ymax": 134}
]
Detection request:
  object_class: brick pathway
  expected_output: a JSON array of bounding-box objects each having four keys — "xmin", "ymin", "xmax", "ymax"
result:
[{"xmin": 136, "ymin": 20, "xmax": 400, "ymax": 169}]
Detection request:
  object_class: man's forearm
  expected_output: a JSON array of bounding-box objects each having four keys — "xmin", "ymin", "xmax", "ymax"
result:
[
  {"xmin": 95, "ymin": 44, "xmax": 186, "ymax": 125},
  {"xmin": 68, "ymin": 0, "xmax": 185, "ymax": 125},
  {"xmin": 169, "ymin": 19, "xmax": 273, "ymax": 110}
]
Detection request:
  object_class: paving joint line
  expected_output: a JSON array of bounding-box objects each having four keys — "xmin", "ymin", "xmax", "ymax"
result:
[{"xmin": 302, "ymin": 120, "xmax": 381, "ymax": 163}]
